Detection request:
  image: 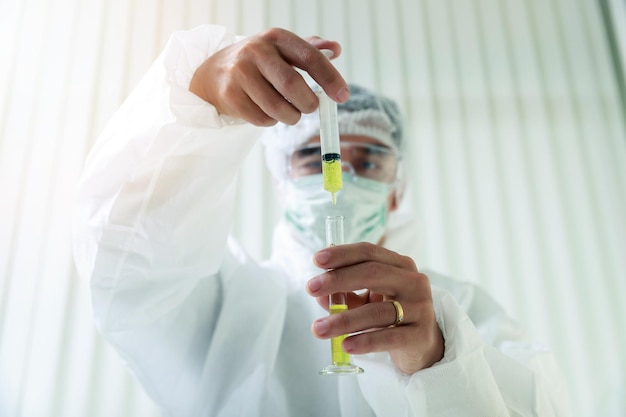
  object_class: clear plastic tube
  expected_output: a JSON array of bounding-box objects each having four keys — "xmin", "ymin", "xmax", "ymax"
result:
[
  {"xmin": 319, "ymin": 216, "xmax": 364, "ymax": 376},
  {"xmin": 317, "ymin": 89, "xmax": 343, "ymax": 205}
]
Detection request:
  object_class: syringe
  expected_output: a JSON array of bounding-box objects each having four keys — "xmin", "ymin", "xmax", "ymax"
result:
[{"xmin": 316, "ymin": 88, "xmax": 342, "ymax": 205}]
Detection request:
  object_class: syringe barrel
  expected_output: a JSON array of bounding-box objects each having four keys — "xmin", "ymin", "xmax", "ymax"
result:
[
  {"xmin": 317, "ymin": 89, "xmax": 343, "ymax": 202},
  {"xmin": 317, "ymin": 90, "xmax": 341, "ymax": 156}
]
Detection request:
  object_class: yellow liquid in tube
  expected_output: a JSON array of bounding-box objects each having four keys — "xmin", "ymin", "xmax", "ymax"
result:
[
  {"xmin": 322, "ymin": 155, "xmax": 342, "ymax": 205},
  {"xmin": 329, "ymin": 304, "xmax": 351, "ymax": 365}
]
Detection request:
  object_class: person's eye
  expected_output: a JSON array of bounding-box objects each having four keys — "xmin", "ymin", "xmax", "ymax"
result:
[
  {"xmin": 292, "ymin": 158, "xmax": 321, "ymax": 173},
  {"xmin": 305, "ymin": 160, "xmax": 322, "ymax": 171},
  {"xmin": 358, "ymin": 159, "xmax": 379, "ymax": 171}
]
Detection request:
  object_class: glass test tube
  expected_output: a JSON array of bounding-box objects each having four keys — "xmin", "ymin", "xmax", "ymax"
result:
[
  {"xmin": 319, "ymin": 216, "xmax": 364, "ymax": 375},
  {"xmin": 317, "ymin": 89, "xmax": 343, "ymax": 205}
]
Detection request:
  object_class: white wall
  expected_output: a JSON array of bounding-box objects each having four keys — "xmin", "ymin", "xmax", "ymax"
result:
[{"xmin": 1, "ymin": 0, "xmax": 624, "ymax": 416}]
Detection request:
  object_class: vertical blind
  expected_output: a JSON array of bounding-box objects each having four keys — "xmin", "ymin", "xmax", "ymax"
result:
[{"xmin": 1, "ymin": 0, "xmax": 624, "ymax": 416}]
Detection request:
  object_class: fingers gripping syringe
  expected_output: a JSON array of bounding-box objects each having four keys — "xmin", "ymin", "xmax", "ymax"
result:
[
  {"xmin": 319, "ymin": 216, "xmax": 364, "ymax": 375},
  {"xmin": 316, "ymin": 87, "xmax": 343, "ymax": 205}
]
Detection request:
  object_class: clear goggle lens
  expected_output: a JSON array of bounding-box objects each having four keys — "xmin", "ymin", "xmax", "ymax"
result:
[{"xmin": 288, "ymin": 141, "xmax": 398, "ymax": 184}]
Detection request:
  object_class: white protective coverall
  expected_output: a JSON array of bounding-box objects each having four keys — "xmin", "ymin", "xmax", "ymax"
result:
[{"xmin": 72, "ymin": 25, "xmax": 572, "ymax": 417}]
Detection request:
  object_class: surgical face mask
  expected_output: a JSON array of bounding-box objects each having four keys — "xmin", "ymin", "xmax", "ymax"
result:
[{"xmin": 283, "ymin": 173, "xmax": 393, "ymax": 252}]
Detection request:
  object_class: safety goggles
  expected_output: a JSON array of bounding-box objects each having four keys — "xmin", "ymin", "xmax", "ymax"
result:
[{"xmin": 287, "ymin": 141, "xmax": 399, "ymax": 184}]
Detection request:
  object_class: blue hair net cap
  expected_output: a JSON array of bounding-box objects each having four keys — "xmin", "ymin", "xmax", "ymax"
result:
[
  {"xmin": 336, "ymin": 84, "xmax": 403, "ymax": 151},
  {"xmin": 262, "ymin": 83, "xmax": 404, "ymax": 181}
]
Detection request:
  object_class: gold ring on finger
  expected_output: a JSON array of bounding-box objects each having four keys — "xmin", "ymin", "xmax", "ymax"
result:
[{"xmin": 388, "ymin": 300, "xmax": 404, "ymax": 327}]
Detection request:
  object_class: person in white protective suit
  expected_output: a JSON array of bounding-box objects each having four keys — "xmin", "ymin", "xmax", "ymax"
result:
[{"xmin": 72, "ymin": 25, "xmax": 572, "ymax": 417}]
